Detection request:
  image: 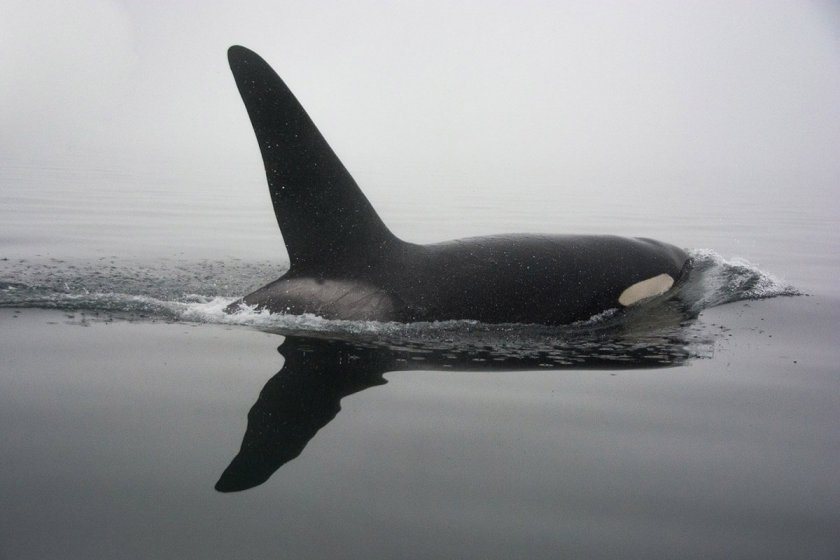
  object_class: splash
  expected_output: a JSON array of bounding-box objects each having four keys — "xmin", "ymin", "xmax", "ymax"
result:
[
  {"xmin": 0, "ymin": 249, "xmax": 798, "ymax": 336},
  {"xmin": 679, "ymin": 249, "xmax": 800, "ymax": 312}
]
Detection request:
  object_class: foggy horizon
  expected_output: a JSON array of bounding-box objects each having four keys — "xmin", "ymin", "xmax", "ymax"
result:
[{"xmin": 2, "ymin": 0, "xmax": 838, "ymax": 202}]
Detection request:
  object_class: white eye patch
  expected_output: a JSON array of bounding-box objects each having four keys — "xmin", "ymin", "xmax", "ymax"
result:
[{"xmin": 618, "ymin": 273, "xmax": 674, "ymax": 306}]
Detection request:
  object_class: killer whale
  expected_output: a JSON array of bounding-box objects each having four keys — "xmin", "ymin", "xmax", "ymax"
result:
[{"xmin": 225, "ymin": 46, "xmax": 690, "ymax": 325}]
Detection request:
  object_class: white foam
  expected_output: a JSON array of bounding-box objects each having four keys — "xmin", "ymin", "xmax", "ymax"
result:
[
  {"xmin": 683, "ymin": 249, "xmax": 801, "ymax": 311},
  {"xmin": 1, "ymin": 251, "xmax": 801, "ymax": 336}
]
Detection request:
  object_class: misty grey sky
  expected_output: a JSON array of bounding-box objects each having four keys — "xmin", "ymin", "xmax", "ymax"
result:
[{"xmin": 1, "ymin": 0, "xmax": 839, "ymax": 199}]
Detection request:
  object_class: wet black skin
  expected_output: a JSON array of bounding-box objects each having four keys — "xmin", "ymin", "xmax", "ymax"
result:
[
  {"xmin": 224, "ymin": 46, "xmax": 690, "ymax": 325},
  {"xmin": 235, "ymin": 234, "xmax": 689, "ymax": 325}
]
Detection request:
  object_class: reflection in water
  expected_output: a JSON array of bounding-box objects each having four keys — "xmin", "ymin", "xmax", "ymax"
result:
[{"xmin": 216, "ymin": 298, "xmax": 709, "ymax": 492}]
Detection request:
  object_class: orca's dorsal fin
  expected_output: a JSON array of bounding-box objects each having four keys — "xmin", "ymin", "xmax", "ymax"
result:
[{"xmin": 227, "ymin": 46, "xmax": 398, "ymax": 274}]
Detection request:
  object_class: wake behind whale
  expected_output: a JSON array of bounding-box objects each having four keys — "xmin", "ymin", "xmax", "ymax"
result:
[{"xmin": 224, "ymin": 46, "xmax": 690, "ymax": 325}]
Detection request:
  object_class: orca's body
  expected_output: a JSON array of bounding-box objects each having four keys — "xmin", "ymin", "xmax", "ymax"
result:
[{"xmin": 225, "ymin": 46, "xmax": 690, "ymax": 325}]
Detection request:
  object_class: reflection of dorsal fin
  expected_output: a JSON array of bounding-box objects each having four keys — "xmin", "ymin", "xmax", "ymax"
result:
[
  {"xmin": 215, "ymin": 335, "xmax": 390, "ymax": 492},
  {"xmin": 227, "ymin": 46, "xmax": 398, "ymax": 274}
]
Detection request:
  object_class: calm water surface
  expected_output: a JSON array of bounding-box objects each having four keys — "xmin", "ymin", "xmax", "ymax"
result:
[{"xmin": 1, "ymin": 160, "xmax": 839, "ymax": 558}]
